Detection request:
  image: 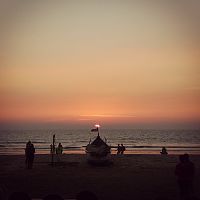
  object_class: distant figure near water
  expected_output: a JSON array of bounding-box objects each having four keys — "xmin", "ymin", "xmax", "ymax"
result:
[
  {"xmin": 56, "ymin": 143, "xmax": 63, "ymax": 162},
  {"xmin": 117, "ymin": 144, "xmax": 121, "ymax": 154},
  {"xmin": 56, "ymin": 143, "xmax": 63, "ymax": 154},
  {"xmin": 121, "ymin": 144, "xmax": 126, "ymax": 154},
  {"xmin": 25, "ymin": 140, "xmax": 35, "ymax": 169},
  {"xmin": 117, "ymin": 144, "xmax": 126, "ymax": 154},
  {"xmin": 160, "ymin": 147, "xmax": 168, "ymax": 155},
  {"xmin": 175, "ymin": 154, "xmax": 195, "ymax": 199}
]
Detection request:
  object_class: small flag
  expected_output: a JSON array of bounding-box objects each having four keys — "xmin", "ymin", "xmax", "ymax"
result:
[{"xmin": 91, "ymin": 128, "xmax": 98, "ymax": 132}]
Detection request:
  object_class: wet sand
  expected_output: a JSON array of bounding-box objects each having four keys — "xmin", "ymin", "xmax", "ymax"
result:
[{"xmin": 0, "ymin": 154, "xmax": 200, "ymax": 200}]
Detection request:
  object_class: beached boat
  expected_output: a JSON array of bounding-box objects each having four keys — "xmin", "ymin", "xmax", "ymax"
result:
[{"xmin": 85, "ymin": 126, "xmax": 111, "ymax": 165}]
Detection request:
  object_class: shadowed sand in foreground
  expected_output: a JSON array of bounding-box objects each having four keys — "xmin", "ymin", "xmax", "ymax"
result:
[{"xmin": 0, "ymin": 154, "xmax": 200, "ymax": 200}]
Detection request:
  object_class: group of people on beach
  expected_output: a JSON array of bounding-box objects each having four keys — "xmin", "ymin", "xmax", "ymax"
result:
[
  {"xmin": 50, "ymin": 142, "xmax": 63, "ymax": 155},
  {"xmin": 117, "ymin": 143, "xmax": 126, "ymax": 154},
  {"xmin": 24, "ymin": 141, "xmax": 197, "ymax": 199},
  {"xmin": 25, "ymin": 141, "xmax": 63, "ymax": 169},
  {"xmin": 6, "ymin": 153, "xmax": 197, "ymax": 200}
]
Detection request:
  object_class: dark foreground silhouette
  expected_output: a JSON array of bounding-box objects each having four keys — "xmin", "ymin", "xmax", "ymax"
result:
[
  {"xmin": 25, "ymin": 141, "xmax": 35, "ymax": 169},
  {"xmin": 1, "ymin": 153, "xmax": 199, "ymax": 200},
  {"xmin": 175, "ymin": 154, "xmax": 195, "ymax": 199}
]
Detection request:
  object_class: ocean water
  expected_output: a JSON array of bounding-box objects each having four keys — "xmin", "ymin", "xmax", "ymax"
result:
[{"xmin": 0, "ymin": 129, "xmax": 200, "ymax": 155}]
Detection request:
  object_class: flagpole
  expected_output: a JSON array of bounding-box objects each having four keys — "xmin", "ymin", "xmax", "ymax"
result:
[{"xmin": 51, "ymin": 134, "xmax": 55, "ymax": 166}]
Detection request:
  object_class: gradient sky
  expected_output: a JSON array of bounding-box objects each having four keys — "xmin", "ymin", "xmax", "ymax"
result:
[{"xmin": 0, "ymin": 0, "xmax": 200, "ymax": 129}]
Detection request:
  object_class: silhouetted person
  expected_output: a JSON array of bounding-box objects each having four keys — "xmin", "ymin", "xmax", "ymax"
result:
[
  {"xmin": 56, "ymin": 143, "xmax": 63, "ymax": 162},
  {"xmin": 175, "ymin": 154, "xmax": 195, "ymax": 199},
  {"xmin": 117, "ymin": 144, "xmax": 121, "ymax": 154},
  {"xmin": 8, "ymin": 192, "xmax": 31, "ymax": 200},
  {"xmin": 56, "ymin": 143, "xmax": 63, "ymax": 154},
  {"xmin": 43, "ymin": 194, "xmax": 64, "ymax": 200},
  {"xmin": 25, "ymin": 141, "xmax": 35, "ymax": 169},
  {"xmin": 121, "ymin": 144, "xmax": 126, "ymax": 154},
  {"xmin": 76, "ymin": 190, "xmax": 98, "ymax": 200},
  {"xmin": 160, "ymin": 147, "xmax": 168, "ymax": 155}
]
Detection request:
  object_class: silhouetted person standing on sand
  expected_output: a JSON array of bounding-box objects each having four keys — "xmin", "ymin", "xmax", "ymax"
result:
[
  {"xmin": 25, "ymin": 140, "xmax": 35, "ymax": 169},
  {"xmin": 175, "ymin": 154, "xmax": 195, "ymax": 199},
  {"xmin": 56, "ymin": 143, "xmax": 63, "ymax": 162},
  {"xmin": 121, "ymin": 144, "xmax": 126, "ymax": 154},
  {"xmin": 117, "ymin": 144, "xmax": 121, "ymax": 154},
  {"xmin": 56, "ymin": 143, "xmax": 63, "ymax": 154}
]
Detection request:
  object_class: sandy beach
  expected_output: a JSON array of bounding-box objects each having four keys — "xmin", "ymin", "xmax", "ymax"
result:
[{"xmin": 0, "ymin": 154, "xmax": 199, "ymax": 200}]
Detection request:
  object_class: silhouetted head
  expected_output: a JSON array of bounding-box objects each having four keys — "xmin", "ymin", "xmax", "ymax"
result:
[
  {"xmin": 43, "ymin": 194, "xmax": 64, "ymax": 200},
  {"xmin": 76, "ymin": 190, "xmax": 98, "ymax": 200},
  {"xmin": 9, "ymin": 192, "xmax": 31, "ymax": 200}
]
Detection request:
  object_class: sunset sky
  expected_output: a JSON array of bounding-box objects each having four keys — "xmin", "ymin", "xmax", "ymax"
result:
[{"xmin": 0, "ymin": 0, "xmax": 200, "ymax": 129}]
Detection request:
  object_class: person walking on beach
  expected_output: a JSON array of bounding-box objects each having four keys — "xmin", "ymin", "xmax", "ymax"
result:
[
  {"xmin": 25, "ymin": 140, "xmax": 35, "ymax": 169},
  {"xmin": 175, "ymin": 154, "xmax": 195, "ymax": 199},
  {"xmin": 121, "ymin": 144, "xmax": 126, "ymax": 154}
]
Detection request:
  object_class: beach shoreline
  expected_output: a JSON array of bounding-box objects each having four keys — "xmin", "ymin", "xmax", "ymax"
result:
[
  {"xmin": 1, "ymin": 150, "xmax": 200, "ymax": 156},
  {"xmin": 0, "ymin": 154, "xmax": 200, "ymax": 200}
]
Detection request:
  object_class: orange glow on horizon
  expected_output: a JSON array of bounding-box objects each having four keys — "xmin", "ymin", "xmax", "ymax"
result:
[{"xmin": 0, "ymin": 1, "xmax": 199, "ymax": 128}]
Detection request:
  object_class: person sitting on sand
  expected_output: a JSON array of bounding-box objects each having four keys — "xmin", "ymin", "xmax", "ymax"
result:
[
  {"xmin": 121, "ymin": 144, "xmax": 126, "ymax": 154},
  {"xmin": 160, "ymin": 147, "xmax": 168, "ymax": 155},
  {"xmin": 175, "ymin": 154, "xmax": 195, "ymax": 199},
  {"xmin": 25, "ymin": 140, "xmax": 35, "ymax": 169}
]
